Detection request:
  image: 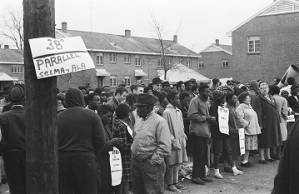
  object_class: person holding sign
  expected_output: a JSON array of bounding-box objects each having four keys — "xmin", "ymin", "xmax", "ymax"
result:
[
  {"xmin": 224, "ymin": 93, "xmax": 244, "ymax": 174},
  {"xmin": 236, "ymin": 92, "xmax": 261, "ymax": 167},
  {"xmin": 210, "ymin": 90, "xmax": 243, "ymax": 179},
  {"xmin": 113, "ymin": 104, "xmax": 134, "ymax": 194}
]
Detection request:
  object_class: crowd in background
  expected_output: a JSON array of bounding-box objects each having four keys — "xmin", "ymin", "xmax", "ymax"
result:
[{"xmin": 0, "ymin": 75, "xmax": 299, "ymax": 194}]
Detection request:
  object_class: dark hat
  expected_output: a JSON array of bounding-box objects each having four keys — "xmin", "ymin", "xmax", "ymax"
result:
[
  {"xmin": 212, "ymin": 90, "xmax": 226, "ymax": 102},
  {"xmin": 9, "ymin": 84, "xmax": 25, "ymax": 103},
  {"xmin": 152, "ymin": 77, "xmax": 162, "ymax": 85},
  {"xmin": 162, "ymin": 81, "xmax": 170, "ymax": 87},
  {"xmin": 135, "ymin": 94, "xmax": 157, "ymax": 107}
]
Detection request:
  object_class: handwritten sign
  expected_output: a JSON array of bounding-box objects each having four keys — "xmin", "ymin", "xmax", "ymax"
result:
[
  {"xmin": 238, "ymin": 128, "xmax": 245, "ymax": 155},
  {"xmin": 218, "ymin": 106, "xmax": 229, "ymax": 135},
  {"xmin": 29, "ymin": 36, "xmax": 95, "ymax": 79},
  {"xmin": 109, "ymin": 147, "xmax": 122, "ymax": 186},
  {"xmin": 287, "ymin": 115, "xmax": 295, "ymax": 123}
]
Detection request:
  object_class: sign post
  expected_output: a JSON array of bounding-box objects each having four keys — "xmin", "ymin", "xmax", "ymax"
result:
[{"xmin": 23, "ymin": 0, "xmax": 58, "ymax": 193}]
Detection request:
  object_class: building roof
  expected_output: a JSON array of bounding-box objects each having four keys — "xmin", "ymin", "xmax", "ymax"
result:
[
  {"xmin": 56, "ymin": 29, "xmax": 199, "ymax": 58},
  {"xmin": 227, "ymin": 0, "xmax": 299, "ymax": 36},
  {"xmin": 0, "ymin": 72, "xmax": 18, "ymax": 81},
  {"xmin": 0, "ymin": 49, "xmax": 23, "ymax": 64},
  {"xmin": 200, "ymin": 43, "xmax": 232, "ymax": 55}
]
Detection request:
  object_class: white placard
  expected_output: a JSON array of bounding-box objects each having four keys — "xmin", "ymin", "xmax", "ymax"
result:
[
  {"xmin": 218, "ymin": 106, "xmax": 229, "ymax": 135},
  {"xmin": 239, "ymin": 128, "xmax": 245, "ymax": 155},
  {"xmin": 109, "ymin": 147, "xmax": 123, "ymax": 186},
  {"xmin": 287, "ymin": 115, "xmax": 295, "ymax": 123},
  {"xmin": 29, "ymin": 36, "xmax": 95, "ymax": 79}
]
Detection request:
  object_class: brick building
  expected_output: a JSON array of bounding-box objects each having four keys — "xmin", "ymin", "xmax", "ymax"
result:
[
  {"xmin": 0, "ymin": 47, "xmax": 23, "ymax": 93},
  {"xmin": 56, "ymin": 23, "xmax": 200, "ymax": 90},
  {"xmin": 230, "ymin": 0, "xmax": 299, "ymax": 82},
  {"xmin": 199, "ymin": 39, "xmax": 232, "ymax": 79}
]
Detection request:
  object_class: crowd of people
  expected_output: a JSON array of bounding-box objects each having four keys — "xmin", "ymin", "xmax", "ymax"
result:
[{"xmin": 0, "ymin": 75, "xmax": 299, "ymax": 194}]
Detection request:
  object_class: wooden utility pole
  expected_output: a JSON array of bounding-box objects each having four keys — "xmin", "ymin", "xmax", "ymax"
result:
[{"xmin": 23, "ymin": 0, "xmax": 58, "ymax": 193}]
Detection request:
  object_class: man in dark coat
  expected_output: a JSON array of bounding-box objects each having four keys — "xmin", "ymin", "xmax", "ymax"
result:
[
  {"xmin": 0, "ymin": 84, "xmax": 26, "ymax": 194},
  {"xmin": 272, "ymin": 119, "xmax": 299, "ymax": 194},
  {"xmin": 58, "ymin": 88, "xmax": 106, "ymax": 194}
]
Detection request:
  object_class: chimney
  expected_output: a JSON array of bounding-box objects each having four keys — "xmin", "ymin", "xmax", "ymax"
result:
[
  {"xmin": 4, "ymin": 45, "xmax": 9, "ymax": 49},
  {"xmin": 61, "ymin": 21, "xmax": 67, "ymax": 32},
  {"xmin": 173, "ymin": 35, "xmax": 178, "ymax": 43},
  {"xmin": 215, "ymin": 39, "xmax": 219, "ymax": 46},
  {"xmin": 125, "ymin": 29, "xmax": 131, "ymax": 38}
]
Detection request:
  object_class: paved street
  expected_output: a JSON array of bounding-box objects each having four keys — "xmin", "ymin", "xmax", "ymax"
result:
[{"xmin": 166, "ymin": 158, "xmax": 278, "ymax": 194}]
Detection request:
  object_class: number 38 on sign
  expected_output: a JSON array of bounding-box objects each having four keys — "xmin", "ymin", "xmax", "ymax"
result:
[{"xmin": 29, "ymin": 36, "xmax": 95, "ymax": 79}]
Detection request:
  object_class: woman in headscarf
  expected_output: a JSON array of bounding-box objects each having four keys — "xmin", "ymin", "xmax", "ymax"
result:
[{"xmin": 236, "ymin": 92, "xmax": 261, "ymax": 167}]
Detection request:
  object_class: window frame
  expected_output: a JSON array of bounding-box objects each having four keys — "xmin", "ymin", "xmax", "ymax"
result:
[
  {"xmin": 109, "ymin": 53, "xmax": 117, "ymax": 63},
  {"xmin": 11, "ymin": 65, "xmax": 23, "ymax": 73},
  {"xmin": 124, "ymin": 54, "xmax": 131, "ymax": 64},
  {"xmin": 135, "ymin": 56, "xmax": 141, "ymax": 67},
  {"xmin": 247, "ymin": 36, "xmax": 261, "ymax": 54},
  {"xmin": 222, "ymin": 60, "xmax": 229, "ymax": 69},
  {"xmin": 124, "ymin": 76, "xmax": 131, "ymax": 87},
  {"xmin": 96, "ymin": 53, "xmax": 104, "ymax": 66},
  {"xmin": 198, "ymin": 61, "xmax": 204, "ymax": 69},
  {"xmin": 110, "ymin": 76, "xmax": 117, "ymax": 87},
  {"xmin": 187, "ymin": 58, "xmax": 192, "ymax": 67}
]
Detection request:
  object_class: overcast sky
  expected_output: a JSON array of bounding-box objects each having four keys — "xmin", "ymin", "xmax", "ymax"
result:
[{"xmin": 1, "ymin": 0, "xmax": 273, "ymax": 52}]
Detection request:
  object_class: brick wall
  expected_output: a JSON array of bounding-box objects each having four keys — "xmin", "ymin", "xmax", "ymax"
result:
[
  {"xmin": 232, "ymin": 12, "xmax": 299, "ymax": 82},
  {"xmin": 57, "ymin": 51, "xmax": 200, "ymax": 91},
  {"xmin": 199, "ymin": 51, "xmax": 232, "ymax": 79}
]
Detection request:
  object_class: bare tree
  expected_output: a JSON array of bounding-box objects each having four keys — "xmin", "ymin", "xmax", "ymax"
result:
[
  {"xmin": 1, "ymin": 10, "xmax": 23, "ymax": 50},
  {"xmin": 152, "ymin": 17, "xmax": 170, "ymax": 80}
]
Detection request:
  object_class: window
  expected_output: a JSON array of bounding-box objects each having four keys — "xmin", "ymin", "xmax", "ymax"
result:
[
  {"xmin": 222, "ymin": 60, "xmax": 229, "ymax": 68},
  {"xmin": 110, "ymin": 76, "xmax": 117, "ymax": 87},
  {"xmin": 109, "ymin": 53, "xmax": 117, "ymax": 63},
  {"xmin": 248, "ymin": 36, "xmax": 261, "ymax": 54},
  {"xmin": 167, "ymin": 57, "xmax": 172, "ymax": 65},
  {"xmin": 124, "ymin": 76, "xmax": 131, "ymax": 86},
  {"xmin": 187, "ymin": 58, "xmax": 192, "ymax": 67},
  {"xmin": 135, "ymin": 56, "xmax": 141, "ymax": 66},
  {"xmin": 158, "ymin": 58, "xmax": 162, "ymax": 67},
  {"xmin": 198, "ymin": 61, "xmax": 204, "ymax": 69},
  {"xmin": 124, "ymin": 54, "xmax": 131, "ymax": 64},
  {"xmin": 96, "ymin": 53, "xmax": 104, "ymax": 65},
  {"xmin": 11, "ymin": 65, "xmax": 23, "ymax": 73}
]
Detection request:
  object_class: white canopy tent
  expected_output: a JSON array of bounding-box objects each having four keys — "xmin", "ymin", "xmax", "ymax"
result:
[{"xmin": 157, "ymin": 64, "xmax": 210, "ymax": 84}]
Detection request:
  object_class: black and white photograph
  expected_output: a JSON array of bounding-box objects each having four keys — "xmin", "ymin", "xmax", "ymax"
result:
[{"xmin": 0, "ymin": 0, "xmax": 299, "ymax": 193}]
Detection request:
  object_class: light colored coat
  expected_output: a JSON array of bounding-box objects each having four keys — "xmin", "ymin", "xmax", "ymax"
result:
[
  {"xmin": 236, "ymin": 103, "xmax": 261, "ymax": 135},
  {"xmin": 273, "ymin": 94, "xmax": 288, "ymax": 141},
  {"xmin": 163, "ymin": 104, "xmax": 188, "ymax": 166}
]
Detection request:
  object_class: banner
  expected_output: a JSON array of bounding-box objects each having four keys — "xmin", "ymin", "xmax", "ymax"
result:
[
  {"xmin": 218, "ymin": 106, "xmax": 229, "ymax": 135},
  {"xmin": 29, "ymin": 36, "xmax": 95, "ymax": 79},
  {"xmin": 109, "ymin": 147, "xmax": 123, "ymax": 186},
  {"xmin": 277, "ymin": 65, "xmax": 299, "ymax": 88},
  {"xmin": 239, "ymin": 128, "xmax": 245, "ymax": 155}
]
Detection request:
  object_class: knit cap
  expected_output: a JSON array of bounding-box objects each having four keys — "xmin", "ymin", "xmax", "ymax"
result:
[{"xmin": 8, "ymin": 84, "xmax": 25, "ymax": 103}]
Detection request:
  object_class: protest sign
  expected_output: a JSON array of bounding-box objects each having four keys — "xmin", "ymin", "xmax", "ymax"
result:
[
  {"xmin": 29, "ymin": 36, "xmax": 95, "ymax": 79},
  {"xmin": 239, "ymin": 128, "xmax": 245, "ymax": 155},
  {"xmin": 287, "ymin": 115, "xmax": 295, "ymax": 123},
  {"xmin": 218, "ymin": 106, "xmax": 229, "ymax": 135},
  {"xmin": 109, "ymin": 147, "xmax": 123, "ymax": 186}
]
